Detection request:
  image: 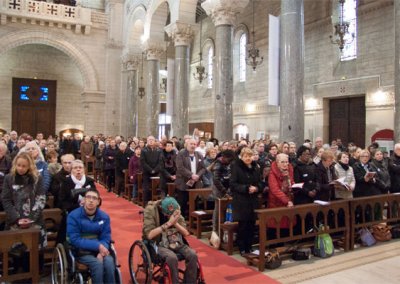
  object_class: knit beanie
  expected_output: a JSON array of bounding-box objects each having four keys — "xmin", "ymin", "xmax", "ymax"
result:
[{"xmin": 161, "ymin": 197, "xmax": 180, "ymax": 216}]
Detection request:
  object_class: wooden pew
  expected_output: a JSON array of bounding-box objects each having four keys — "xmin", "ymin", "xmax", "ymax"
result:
[
  {"xmin": 348, "ymin": 193, "xmax": 400, "ymax": 250},
  {"xmin": 42, "ymin": 208, "xmax": 63, "ymax": 264},
  {"xmin": 84, "ymin": 156, "xmax": 96, "ymax": 177},
  {"xmin": 252, "ymin": 200, "xmax": 350, "ymax": 272},
  {"xmin": 0, "ymin": 228, "xmax": 40, "ymax": 283},
  {"xmin": 123, "ymin": 170, "xmax": 133, "ymax": 201},
  {"xmin": 150, "ymin": 176, "xmax": 162, "ymax": 201},
  {"xmin": 167, "ymin": 183, "xmax": 176, "ymax": 197},
  {"xmin": 136, "ymin": 172, "xmax": 144, "ymax": 206},
  {"xmin": 188, "ymin": 188, "xmax": 213, "ymax": 238}
]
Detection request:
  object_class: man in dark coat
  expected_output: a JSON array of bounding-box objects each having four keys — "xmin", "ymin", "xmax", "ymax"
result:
[
  {"xmin": 175, "ymin": 138, "xmax": 206, "ymax": 218},
  {"xmin": 389, "ymin": 143, "xmax": 400, "ymax": 193},
  {"xmin": 140, "ymin": 136, "xmax": 162, "ymax": 206},
  {"xmin": 159, "ymin": 140, "xmax": 177, "ymax": 197},
  {"xmin": 115, "ymin": 142, "xmax": 133, "ymax": 196}
]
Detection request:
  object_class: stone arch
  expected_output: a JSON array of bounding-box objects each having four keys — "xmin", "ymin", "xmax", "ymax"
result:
[
  {"xmin": 148, "ymin": 0, "xmax": 170, "ymax": 42},
  {"xmin": 0, "ymin": 29, "xmax": 98, "ymax": 91},
  {"xmin": 124, "ymin": 4, "xmax": 147, "ymax": 49},
  {"xmin": 167, "ymin": 0, "xmax": 197, "ymax": 24}
]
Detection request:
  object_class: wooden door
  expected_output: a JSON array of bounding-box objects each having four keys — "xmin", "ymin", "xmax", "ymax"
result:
[
  {"xmin": 329, "ymin": 96, "xmax": 365, "ymax": 148},
  {"xmin": 12, "ymin": 78, "xmax": 56, "ymax": 138}
]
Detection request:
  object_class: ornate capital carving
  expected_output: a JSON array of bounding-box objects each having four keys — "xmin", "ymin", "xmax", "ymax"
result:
[
  {"xmin": 165, "ymin": 21, "xmax": 196, "ymax": 46},
  {"xmin": 121, "ymin": 52, "xmax": 140, "ymax": 71},
  {"xmin": 143, "ymin": 40, "xmax": 165, "ymax": 60},
  {"xmin": 202, "ymin": 0, "xmax": 249, "ymax": 26}
]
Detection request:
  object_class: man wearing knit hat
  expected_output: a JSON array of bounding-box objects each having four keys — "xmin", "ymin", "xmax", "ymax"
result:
[{"xmin": 143, "ymin": 197, "xmax": 198, "ymax": 284}]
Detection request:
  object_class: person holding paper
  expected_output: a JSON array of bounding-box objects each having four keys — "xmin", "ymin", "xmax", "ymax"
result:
[
  {"xmin": 315, "ymin": 150, "xmax": 337, "ymax": 201},
  {"xmin": 293, "ymin": 146, "xmax": 319, "ymax": 205},
  {"xmin": 334, "ymin": 152, "xmax": 355, "ymax": 199},
  {"xmin": 353, "ymin": 150, "xmax": 381, "ymax": 197},
  {"xmin": 370, "ymin": 149, "xmax": 391, "ymax": 194}
]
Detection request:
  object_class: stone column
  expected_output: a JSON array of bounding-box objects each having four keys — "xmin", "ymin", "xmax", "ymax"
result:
[
  {"xmin": 202, "ymin": 0, "xmax": 249, "ymax": 141},
  {"xmin": 144, "ymin": 43, "xmax": 164, "ymax": 137},
  {"xmin": 121, "ymin": 53, "xmax": 140, "ymax": 138},
  {"xmin": 279, "ymin": 0, "xmax": 305, "ymax": 146},
  {"xmin": 165, "ymin": 22, "xmax": 195, "ymax": 138},
  {"xmin": 81, "ymin": 91, "xmax": 106, "ymax": 135},
  {"xmin": 395, "ymin": 0, "xmax": 400, "ymax": 142}
]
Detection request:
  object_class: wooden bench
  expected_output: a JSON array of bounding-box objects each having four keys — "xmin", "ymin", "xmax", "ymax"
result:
[
  {"xmin": 136, "ymin": 172, "xmax": 144, "ymax": 206},
  {"xmin": 0, "ymin": 228, "xmax": 40, "ymax": 283},
  {"xmin": 123, "ymin": 169, "xmax": 133, "ymax": 201},
  {"xmin": 167, "ymin": 182, "xmax": 176, "ymax": 197},
  {"xmin": 348, "ymin": 194, "xmax": 400, "ymax": 250},
  {"xmin": 252, "ymin": 200, "xmax": 350, "ymax": 271},
  {"xmin": 84, "ymin": 156, "xmax": 96, "ymax": 177},
  {"xmin": 42, "ymin": 208, "xmax": 63, "ymax": 264},
  {"xmin": 150, "ymin": 176, "xmax": 162, "ymax": 201},
  {"xmin": 188, "ymin": 188, "xmax": 213, "ymax": 238}
]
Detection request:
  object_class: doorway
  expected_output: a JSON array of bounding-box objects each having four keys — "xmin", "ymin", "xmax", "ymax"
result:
[
  {"xmin": 12, "ymin": 78, "xmax": 56, "ymax": 138},
  {"xmin": 329, "ymin": 96, "xmax": 365, "ymax": 148}
]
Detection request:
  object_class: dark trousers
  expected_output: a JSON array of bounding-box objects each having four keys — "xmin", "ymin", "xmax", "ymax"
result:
[
  {"xmin": 115, "ymin": 171, "xmax": 124, "ymax": 195},
  {"xmin": 142, "ymin": 173, "xmax": 158, "ymax": 206},
  {"xmin": 104, "ymin": 169, "xmax": 115, "ymax": 191},
  {"xmin": 237, "ymin": 219, "xmax": 256, "ymax": 253},
  {"xmin": 175, "ymin": 190, "xmax": 189, "ymax": 219}
]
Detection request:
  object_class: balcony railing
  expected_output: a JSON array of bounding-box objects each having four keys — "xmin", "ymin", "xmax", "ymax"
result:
[{"xmin": 0, "ymin": 0, "xmax": 92, "ymax": 34}]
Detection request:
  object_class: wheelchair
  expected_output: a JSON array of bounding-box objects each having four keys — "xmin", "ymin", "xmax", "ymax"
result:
[
  {"xmin": 51, "ymin": 241, "xmax": 122, "ymax": 284},
  {"xmin": 128, "ymin": 239, "xmax": 205, "ymax": 284}
]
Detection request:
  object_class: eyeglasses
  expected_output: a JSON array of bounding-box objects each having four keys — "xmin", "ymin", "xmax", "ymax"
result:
[
  {"xmin": 85, "ymin": 195, "xmax": 99, "ymax": 201},
  {"xmin": 360, "ymin": 155, "xmax": 370, "ymax": 158}
]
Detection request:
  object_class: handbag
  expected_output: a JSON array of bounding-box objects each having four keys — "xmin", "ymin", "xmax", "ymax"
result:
[
  {"xmin": 372, "ymin": 224, "xmax": 392, "ymax": 242},
  {"xmin": 292, "ymin": 248, "xmax": 311, "ymax": 261},
  {"xmin": 359, "ymin": 227, "xmax": 376, "ymax": 247},
  {"xmin": 265, "ymin": 249, "xmax": 282, "ymax": 269},
  {"xmin": 391, "ymin": 225, "xmax": 400, "ymax": 239}
]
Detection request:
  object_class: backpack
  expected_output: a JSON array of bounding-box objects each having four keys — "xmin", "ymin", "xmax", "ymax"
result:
[{"xmin": 313, "ymin": 232, "xmax": 334, "ymax": 258}]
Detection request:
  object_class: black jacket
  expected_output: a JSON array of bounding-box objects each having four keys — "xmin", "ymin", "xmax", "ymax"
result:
[
  {"xmin": 57, "ymin": 176, "xmax": 96, "ymax": 213},
  {"xmin": 315, "ymin": 161, "xmax": 336, "ymax": 201},
  {"xmin": 370, "ymin": 159, "xmax": 390, "ymax": 194},
  {"xmin": 389, "ymin": 154, "xmax": 400, "ymax": 193},
  {"xmin": 293, "ymin": 160, "xmax": 319, "ymax": 204},
  {"xmin": 160, "ymin": 150, "xmax": 177, "ymax": 179},
  {"xmin": 140, "ymin": 146, "xmax": 162, "ymax": 175},
  {"xmin": 115, "ymin": 149, "xmax": 133, "ymax": 176},
  {"xmin": 212, "ymin": 158, "xmax": 232, "ymax": 198},
  {"xmin": 353, "ymin": 162, "xmax": 381, "ymax": 197},
  {"xmin": 230, "ymin": 160, "xmax": 261, "ymax": 221}
]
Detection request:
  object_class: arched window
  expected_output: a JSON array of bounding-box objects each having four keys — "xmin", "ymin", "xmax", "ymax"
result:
[
  {"xmin": 207, "ymin": 47, "xmax": 213, "ymax": 89},
  {"xmin": 340, "ymin": 0, "xmax": 357, "ymax": 61},
  {"xmin": 239, "ymin": 33, "xmax": 247, "ymax": 82}
]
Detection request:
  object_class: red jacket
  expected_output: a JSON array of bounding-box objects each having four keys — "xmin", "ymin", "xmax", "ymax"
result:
[{"xmin": 267, "ymin": 161, "xmax": 295, "ymax": 229}]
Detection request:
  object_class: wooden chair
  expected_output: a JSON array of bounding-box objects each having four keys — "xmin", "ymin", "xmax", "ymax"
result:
[
  {"xmin": 136, "ymin": 173, "xmax": 144, "ymax": 206},
  {"xmin": 167, "ymin": 183, "xmax": 176, "ymax": 197},
  {"xmin": 150, "ymin": 177, "xmax": 161, "ymax": 201},
  {"xmin": 188, "ymin": 188, "xmax": 213, "ymax": 238},
  {"xmin": 0, "ymin": 228, "xmax": 40, "ymax": 283},
  {"xmin": 42, "ymin": 208, "xmax": 63, "ymax": 265},
  {"xmin": 84, "ymin": 156, "xmax": 96, "ymax": 177},
  {"xmin": 123, "ymin": 169, "xmax": 133, "ymax": 201},
  {"xmin": 46, "ymin": 195, "xmax": 54, "ymax": 209}
]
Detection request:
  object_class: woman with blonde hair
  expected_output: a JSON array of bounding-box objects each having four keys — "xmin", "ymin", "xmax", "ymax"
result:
[
  {"xmin": 23, "ymin": 140, "xmax": 51, "ymax": 192},
  {"xmin": 1, "ymin": 152, "xmax": 47, "ymax": 246}
]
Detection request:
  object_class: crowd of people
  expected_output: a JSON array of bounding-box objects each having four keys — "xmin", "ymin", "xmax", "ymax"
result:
[{"xmin": 1, "ymin": 129, "xmax": 399, "ymax": 278}]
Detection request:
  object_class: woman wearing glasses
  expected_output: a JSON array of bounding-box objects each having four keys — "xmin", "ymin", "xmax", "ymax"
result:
[{"xmin": 353, "ymin": 150, "xmax": 381, "ymax": 197}]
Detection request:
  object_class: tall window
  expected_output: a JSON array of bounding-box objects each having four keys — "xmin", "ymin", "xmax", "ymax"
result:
[
  {"xmin": 207, "ymin": 47, "xmax": 213, "ymax": 89},
  {"xmin": 341, "ymin": 0, "xmax": 357, "ymax": 61},
  {"xmin": 239, "ymin": 33, "xmax": 247, "ymax": 82}
]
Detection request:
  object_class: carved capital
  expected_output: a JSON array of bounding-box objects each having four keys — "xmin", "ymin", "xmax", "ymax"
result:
[
  {"xmin": 143, "ymin": 40, "xmax": 165, "ymax": 60},
  {"xmin": 165, "ymin": 21, "xmax": 196, "ymax": 46},
  {"xmin": 121, "ymin": 52, "xmax": 140, "ymax": 71},
  {"xmin": 202, "ymin": 0, "xmax": 249, "ymax": 26}
]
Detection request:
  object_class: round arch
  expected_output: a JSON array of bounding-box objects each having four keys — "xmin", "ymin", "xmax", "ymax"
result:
[
  {"xmin": 124, "ymin": 4, "xmax": 147, "ymax": 48},
  {"xmin": 0, "ymin": 29, "xmax": 98, "ymax": 91}
]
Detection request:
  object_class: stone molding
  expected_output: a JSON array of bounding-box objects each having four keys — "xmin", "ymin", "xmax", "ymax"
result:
[
  {"xmin": 165, "ymin": 21, "xmax": 196, "ymax": 46},
  {"xmin": 121, "ymin": 52, "xmax": 140, "ymax": 70},
  {"xmin": 143, "ymin": 40, "xmax": 164, "ymax": 60},
  {"xmin": 81, "ymin": 90, "xmax": 106, "ymax": 104},
  {"xmin": 202, "ymin": 0, "xmax": 249, "ymax": 26},
  {"xmin": 0, "ymin": 28, "xmax": 98, "ymax": 91}
]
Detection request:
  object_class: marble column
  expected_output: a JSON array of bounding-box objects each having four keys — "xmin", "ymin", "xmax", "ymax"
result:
[
  {"xmin": 145, "ymin": 45, "xmax": 163, "ymax": 137},
  {"xmin": 81, "ymin": 91, "xmax": 106, "ymax": 135},
  {"xmin": 395, "ymin": 0, "xmax": 400, "ymax": 142},
  {"xmin": 202, "ymin": 0, "xmax": 249, "ymax": 141},
  {"xmin": 165, "ymin": 22, "xmax": 195, "ymax": 138},
  {"xmin": 121, "ymin": 53, "xmax": 140, "ymax": 138},
  {"xmin": 279, "ymin": 0, "xmax": 305, "ymax": 146}
]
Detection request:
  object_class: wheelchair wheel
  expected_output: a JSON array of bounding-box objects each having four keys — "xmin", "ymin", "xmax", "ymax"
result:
[
  {"xmin": 129, "ymin": 240, "xmax": 152, "ymax": 284},
  {"xmin": 51, "ymin": 243, "xmax": 68, "ymax": 284}
]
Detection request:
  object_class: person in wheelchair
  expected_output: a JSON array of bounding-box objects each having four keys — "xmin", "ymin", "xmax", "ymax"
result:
[
  {"xmin": 143, "ymin": 196, "xmax": 198, "ymax": 284},
  {"xmin": 67, "ymin": 187, "xmax": 116, "ymax": 284}
]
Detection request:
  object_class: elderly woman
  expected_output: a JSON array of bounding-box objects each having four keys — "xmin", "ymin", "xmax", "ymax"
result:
[
  {"xmin": 2, "ymin": 152, "xmax": 46, "ymax": 246},
  {"xmin": 268, "ymin": 153, "xmax": 294, "ymax": 240},
  {"xmin": 315, "ymin": 150, "xmax": 337, "ymax": 201},
  {"xmin": 57, "ymin": 159, "xmax": 96, "ymax": 243},
  {"xmin": 24, "ymin": 140, "xmax": 51, "ymax": 193},
  {"xmin": 353, "ymin": 150, "xmax": 381, "ymax": 197},
  {"xmin": 334, "ymin": 152, "xmax": 356, "ymax": 199},
  {"xmin": 370, "ymin": 149, "xmax": 391, "ymax": 194},
  {"xmin": 230, "ymin": 147, "xmax": 261, "ymax": 255}
]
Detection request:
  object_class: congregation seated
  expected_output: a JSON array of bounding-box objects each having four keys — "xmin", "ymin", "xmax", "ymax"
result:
[{"xmin": 67, "ymin": 188, "xmax": 116, "ymax": 284}]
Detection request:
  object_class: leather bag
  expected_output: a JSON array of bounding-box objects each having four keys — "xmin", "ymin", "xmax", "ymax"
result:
[
  {"xmin": 372, "ymin": 224, "xmax": 392, "ymax": 242},
  {"xmin": 265, "ymin": 249, "xmax": 282, "ymax": 269}
]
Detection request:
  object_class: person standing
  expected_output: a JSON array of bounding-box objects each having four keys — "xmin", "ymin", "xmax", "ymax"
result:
[
  {"xmin": 230, "ymin": 147, "xmax": 261, "ymax": 255},
  {"xmin": 160, "ymin": 140, "xmax": 177, "ymax": 197},
  {"xmin": 115, "ymin": 142, "xmax": 133, "ymax": 196}
]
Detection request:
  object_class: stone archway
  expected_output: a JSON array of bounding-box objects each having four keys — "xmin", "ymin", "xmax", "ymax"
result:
[{"xmin": 0, "ymin": 29, "xmax": 98, "ymax": 91}]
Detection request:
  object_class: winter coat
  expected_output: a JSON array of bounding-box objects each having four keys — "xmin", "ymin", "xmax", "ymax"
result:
[
  {"xmin": 95, "ymin": 148, "xmax": 104, "ymax": 170},
  {"xmin": 230, "ymin": 160, "xmax": 261, "ymax": 222},
  {"xmin": 36, "ymin": 160, "xmax": 51, "ymax": 193},
  {"xmin": 128, "ymin": 155, "xmax": 141, "ymax": 184},
  {"xmin": 212, "ymin": 158, "xmax": 232, "ymax": 198},
  {"xmin": 103, "ymin": 146, "xmax": 118, "ymax": 171},
  {"xmin": 57, "ymin": 176, "xmax": 96, "ymax": 213},
  {"xmin": 370, "ymin": 159, "xmax": 391, "ymax": 194},
  {"xmin": 315, "ymin": 161, "xmax": 337, "ymax": 201},
  {"xmin": 389, "ymin": 154, "xmax": 400, "ymax": 193},
  {"xmin": 115, "ymin": 149, "xmax": 133, "ymax": 177},
  {"xmin": 293, "ymin": 160, "xmax": 319, "ymax": 205},
  {"xmin": 334, "ymin": 163, "xmax": 355, "ymax": 199},
  {"xmin": 79, "ymin": 141, "xmax": 94, "ymax": 163},
  {"xmin": 352, "ymin": 162, "xmax": 381, "ymax": 197},
  {"xmin": 0, "ymin": 155, "xmax": 12, "ymax": 210},
  {"xmin": 140, "ymin": 146, "xmax": 162, "ymax": 175},
  {"xmin": 175, "ymin": 150, "xmax": 206, "ymax": 191},
  {"xmin": 268, "ymin": 161, "xmax": 295, "ymax": 228}
]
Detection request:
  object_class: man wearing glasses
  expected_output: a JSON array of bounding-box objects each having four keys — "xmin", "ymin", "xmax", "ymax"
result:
[{"xmin": 67, "ymin": 188, "xmax": 116, "ymax": 284}]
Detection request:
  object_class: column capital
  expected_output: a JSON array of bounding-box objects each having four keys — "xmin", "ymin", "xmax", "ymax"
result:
[
  {"xmin": 202, "ymin": 0, "xmax": 249, "ymax": 26},
  {"xmin": 165, "ymin": 21, "xmax": 196, "ymax": 46},
  {"xmin": 143, "ymin": 40, "xmax": 165, "ymax": 60},
  {"xmin": 121, "ymin": 52, "xmax": 140, "ymax": 71}
]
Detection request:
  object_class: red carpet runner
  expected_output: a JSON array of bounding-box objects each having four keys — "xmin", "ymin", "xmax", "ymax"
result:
[{"xmin": 97, "ymin": 185, "xmax": 279, "ymax": 284}]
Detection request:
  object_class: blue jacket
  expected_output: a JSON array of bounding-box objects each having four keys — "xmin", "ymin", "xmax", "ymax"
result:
[
  {"xmin": 36, "ymin": 160, "xmax": 51, "ymax": 192},
  {"xmin": 67, "ymin": 206, "xmax": 111, "ymax": 252}
]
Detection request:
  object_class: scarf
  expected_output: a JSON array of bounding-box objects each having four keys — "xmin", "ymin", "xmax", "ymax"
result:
[
  {"xmin": 338, "ymin": 161, "xmax": 349, "ymax": 171},
  {"xmin": 71, "ymin": 174, "xmax": 86, "ymax": 189}
]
